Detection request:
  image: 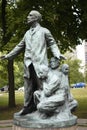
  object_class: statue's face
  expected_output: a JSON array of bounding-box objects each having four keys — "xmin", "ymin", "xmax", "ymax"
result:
[
  {"xmin": 62, "ymin": 64, "xmax": 69, "ymax": 74},
  {"xmin": 27, "ymin": 11, "xmax": 38, "ymax": 24},
  {"xmin": 50, "ymin": 57, "xmax": 60, "ymax": 69},
  {"xmin": 38, "ymin": 65, "xmax": 48, "ymax": 79}
]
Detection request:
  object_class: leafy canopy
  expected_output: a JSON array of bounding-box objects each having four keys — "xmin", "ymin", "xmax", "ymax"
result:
[{"xmin": 1, "ymin": 0, "xmax": 87, "ymax": 52}]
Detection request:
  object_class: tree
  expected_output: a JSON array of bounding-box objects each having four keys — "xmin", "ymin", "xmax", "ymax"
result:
[
  {"xmin": 84, "ymin": 65, "xmax": 87, "ymax": 83},
  {"xmin": 0, "ymin": 0, "xmax": 85, "ymax": 50},
  {"xmin": 0, "ymin": 0, "xmax": 16, "ymax": 107},
  {"xmin": 1, "ymin": 0, "xmax": 87, "ymax": 51},
  {"xmin": 8, "ymin": 60, "xmax": 15, "ymax": 107},
  {"xmin": 65, "ymin": 59, "xmax": 84, "ymax": 84},
  {"xmin": 1, "ymin": 0, "xmax": 7, "ymax": 45}
]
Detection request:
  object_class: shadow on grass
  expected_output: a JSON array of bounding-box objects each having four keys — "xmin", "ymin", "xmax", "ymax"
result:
[{"xmin": 0, "ymin": 104, "xmax": 23, "ymax": 120}]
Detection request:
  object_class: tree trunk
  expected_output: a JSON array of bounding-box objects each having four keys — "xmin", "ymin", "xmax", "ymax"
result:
[
  {"xmin": 1, "ymin": 0, "xmax": 7, "ymax": 44},
  {"xmin": 8, "ymin": 60, "xmax": 16, "ymax": 107}
]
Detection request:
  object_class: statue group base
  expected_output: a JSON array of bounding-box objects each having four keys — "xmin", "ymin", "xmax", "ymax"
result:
[{"xmin": 13, "ymin": 111, "xmax": 78, "ymax": 130}]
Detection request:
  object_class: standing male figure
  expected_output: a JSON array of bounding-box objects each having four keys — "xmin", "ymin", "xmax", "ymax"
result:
[{"xmin": 1, "ymin": 10, "xmax": 61, "ymax": 115}]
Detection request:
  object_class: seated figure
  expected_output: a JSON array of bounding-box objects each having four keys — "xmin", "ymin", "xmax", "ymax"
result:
[
  {"xmin": 60, "ymin": 64, "xmax": 78, "ymax": 113},
  {"xmin": 34, "ymin": 57, "xmax": 78, "ymax": 118},
  {"xmin": 34, "ymin": 57, "xmax": 63, "ymax": 115}
]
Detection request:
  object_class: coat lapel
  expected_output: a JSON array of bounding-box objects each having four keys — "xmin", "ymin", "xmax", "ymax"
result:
[{"xmin": 29, "ymin": 24, "xmax": 41, "ymax": 35}]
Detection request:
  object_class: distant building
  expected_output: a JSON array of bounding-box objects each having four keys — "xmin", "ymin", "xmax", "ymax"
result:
[
  {"xmin": 84, "ymin": 40, "xmax": 87, "ymax": 65},
  {"xmin": 76, "ymin": 40, "xmax": 87, "ymax": 73}
]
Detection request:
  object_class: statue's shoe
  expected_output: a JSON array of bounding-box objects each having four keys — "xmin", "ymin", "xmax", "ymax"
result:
[{"xmin": 14, "ymin": 105, "xmax": 36, "ymax": 116}]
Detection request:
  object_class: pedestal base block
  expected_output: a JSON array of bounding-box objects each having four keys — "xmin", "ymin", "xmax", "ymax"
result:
[{"xmin": 13, "ymin": 125, "xmax": 78, "ymax": 130}]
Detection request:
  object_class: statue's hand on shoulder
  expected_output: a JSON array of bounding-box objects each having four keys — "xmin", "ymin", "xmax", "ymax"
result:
[{"xmin": 0, "ymin": 55, "xmax": 7, "ymax": 60}]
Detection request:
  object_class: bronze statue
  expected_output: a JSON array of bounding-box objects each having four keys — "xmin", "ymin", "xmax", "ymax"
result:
[
  {"xmin": 1, "ymin": 10, "xmax": 61, "ymax": 115},
  {"xmin": 1, "ymin": 11, "xmax": 78, "ymax": 128}
]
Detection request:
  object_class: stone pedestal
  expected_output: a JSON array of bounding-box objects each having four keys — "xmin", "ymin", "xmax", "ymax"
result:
[
  {"xmin": 13, "ymin": 111, "xmax": 78, "ymax": 130},
  {"xmin": 13, "ymin": 125, "xmax": 78, "ymax": 130}
]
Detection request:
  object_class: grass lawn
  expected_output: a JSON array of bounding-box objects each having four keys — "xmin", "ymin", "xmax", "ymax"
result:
[
  {"xmin": 0, "ymin": 91, "xmax": 24, "ymax": 120},
  {"xmin": 71, "ymin": 87, "xmax": 87, "ymax": 118},
  {"xmin": 0, "ymin": 88, "xmax": 87, "ymax": 120}
]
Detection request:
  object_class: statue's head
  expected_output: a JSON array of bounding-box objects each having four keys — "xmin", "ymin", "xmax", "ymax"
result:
[
  {"xmin": 61, "ymin": 64, "xmax": 69, "ymax": 75},
  {"xmin": 38, "ymin": 65, "xmax": 48, "ymax": 79},
  {"xmin": 49, "ymin": 57, "xmax": 60, "ymax": 69},
  {"xmin": 27, "ymin": 10, "xmax": 42, "ymax": 24}
]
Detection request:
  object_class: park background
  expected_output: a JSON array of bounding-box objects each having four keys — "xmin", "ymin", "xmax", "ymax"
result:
[{"xmin": 0, "ymin": 0, "xmax": 87, "ymax": 120}]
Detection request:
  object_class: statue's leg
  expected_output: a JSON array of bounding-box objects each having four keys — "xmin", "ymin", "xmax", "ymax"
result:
[
  {"xmin": 23, "ymin": 64, "xmax": 42, "ymax": 113},
  {"xmin": 23, "ymin": 63, "xmax": 41, "ymax": 113},
  {"xmin": 15, "ymin": 63, "xmax": 43, "ymax": 116},
  {"xmin": 29, "ymin": 63, "xmax": 42, "ymax": 90},
  {"xmin": 24, "ymin": 77, "xmax": 34, "ymax": 107},
  {"xmin": 14, "ymin": 77, "xmax": 36, "ymax": 116},
  {"xmin": 37, "ymin": 95, "xmax": 65, "ymax": 114}
]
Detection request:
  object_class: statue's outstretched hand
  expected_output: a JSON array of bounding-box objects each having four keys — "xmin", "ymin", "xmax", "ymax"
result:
[
  {"xmin": 60, "ymin": 54, "xmax": 67, "ymax": 60},
  {"xmin": 0, "ymin": 55, "xmax": 7, "ymax": 60}
]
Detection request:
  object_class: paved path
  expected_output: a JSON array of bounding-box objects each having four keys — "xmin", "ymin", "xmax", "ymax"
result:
[
  {"xmin": 0, "ymin": 120, "xmax": 12, "ymax": 130},
  {"xmin": 0, "ymin": 119, "xmax": 87, "ymax": 130},
  {"xmin": 78, "ymin": 119, "xmax": 87, "ymax": 130}
]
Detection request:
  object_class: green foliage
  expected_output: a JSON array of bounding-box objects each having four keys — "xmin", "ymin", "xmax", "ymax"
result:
[
  {"xmin": 84, "ymin": 65, "xmax": 87, "ymax": 83},
  {"xmin": 0, "ymin": 52, "xmax": 8, "ymax": 88},
  {"xmin": 65, "ymin": 58, "xmax": 84, "ymax": 84},
  {"xmin": 0, "ymin": 52, "xmax": 24, "ymax": 89},
  {"xmin": 0, "ymin": 61, "xmax": 8, "ymax": 88},
  {"xmin": 14, "ymin": 61, "xmax": 24, "ymax": 89},
  {"xmin": 1, "ymin": 0, "xmax": 87, "ymax": 52}
]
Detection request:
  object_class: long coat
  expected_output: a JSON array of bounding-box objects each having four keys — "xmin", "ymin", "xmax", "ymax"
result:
[{"xmin": 6, "ymin": 23, "xmax": 60, "ymax": 78}]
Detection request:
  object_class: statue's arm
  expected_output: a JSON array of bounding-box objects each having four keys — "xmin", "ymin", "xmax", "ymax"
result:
[
  {"xmin": 45, "ymin": 29, "xmax": 60, "ymax": 59},
  {"xmin": 4, "ymin": 37, "xmax": 25, "ymax": 60}
]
